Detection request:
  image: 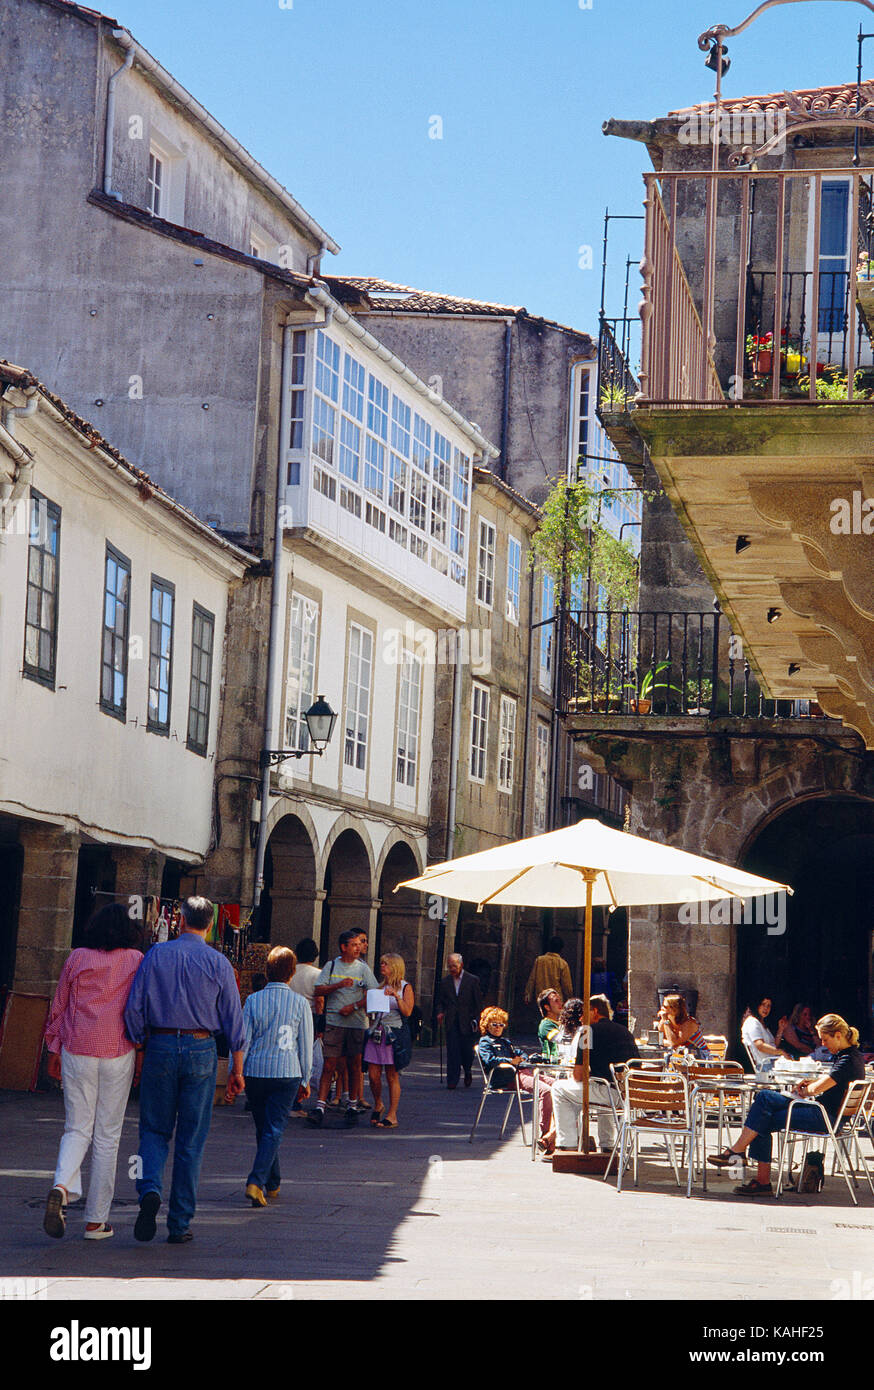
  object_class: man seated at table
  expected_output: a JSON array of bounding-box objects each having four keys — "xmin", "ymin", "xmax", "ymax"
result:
[{"xmin": 552, "ymin": 997, "xmax": 640, "ymax": 1154}]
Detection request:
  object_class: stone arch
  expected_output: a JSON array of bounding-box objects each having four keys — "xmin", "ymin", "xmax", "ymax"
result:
[
  {"xmin": 621, "ymin": 727, "xmax": 874, "ymax": 1047},
  {"xmin": 262, "ymin": 813, "xmax": 318, "ymax": 948},
  {"xmin": 736, "ymin": 793, "xmax": 874, "ymax": 1043},
  {"xmin": 319, "ymin": 824, "xmax": 375, "ymax": 964},
  {"xmin": 375, "ymin": 838, "xmax": 426, "ymax": 992}
]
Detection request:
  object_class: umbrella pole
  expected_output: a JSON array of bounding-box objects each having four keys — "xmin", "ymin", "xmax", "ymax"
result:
[{"xmin": 577, "ymin": 870, "xmax": 596, "ymax": 1154}]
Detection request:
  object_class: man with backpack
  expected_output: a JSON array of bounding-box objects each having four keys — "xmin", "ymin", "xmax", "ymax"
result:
[{"xmin": 307, "ymin": 930, "xmax": 379, "ymax": 1127}]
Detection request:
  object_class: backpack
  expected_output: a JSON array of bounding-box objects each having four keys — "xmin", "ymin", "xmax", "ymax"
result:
[{"xmin": 799, "ymin": 1150, "xmax": 825, "ymax": 1193}]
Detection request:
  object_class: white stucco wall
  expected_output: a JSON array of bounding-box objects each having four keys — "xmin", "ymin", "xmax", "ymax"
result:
[
  {"xmin": 273, "ymin": 549, "xmax": 437, "ymax": 825},
  {"xmin": 0, "ymin": 405, "xmax": 248, "ymax": 859}
]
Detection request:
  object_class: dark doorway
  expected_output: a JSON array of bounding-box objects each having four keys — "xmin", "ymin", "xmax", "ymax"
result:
[
  {"xmin": 739, "ymin": 797, "xmax": 874, "ymax": 1046},
  {"xmin": 262, "ymin": 815, "xmax": 317, "ymax": 949},
  {"xmin": 72, "ymin": 846, "xmax": 116, "ymax": 947},
  {"xmin": 320, "ymin": 829, "xmax": 371, "ymax": 962}
]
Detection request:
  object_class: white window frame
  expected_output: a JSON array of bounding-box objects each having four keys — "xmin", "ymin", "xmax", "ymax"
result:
[
  {"xmin": 498, "ymin": 694, "xmax": 517, "ymax": 794},
  {"xmin": 538, "ymin": 572, "xmax": 556, "ymax": 693},
  {"xmin": 147, "ymin": 131, "xmax": 186, "ymax": 224},
  {"xmin": 343, "ymin": 621, "xmax": 373, "ymax": 792},
  {"xmin": 476, "ymin": 518, "xmax": 496, "ymax": 609},
  {"xmin": 285, "ymin": 593, "xmax": 319, "ymax": 759},
  {"xmin": 506, "ymin": 534, "xmax": 521, "ymax": 624},
  {"xmin": 469, "ymin": 681, "xmax": 490, "ymax": 784},
  {"xmin": 533, "ymin": 720, "xmax": 550, "ymax": 834},
  {"xmin": 395, "ymin": 651, "xmax": 421, "ymax": 800}
]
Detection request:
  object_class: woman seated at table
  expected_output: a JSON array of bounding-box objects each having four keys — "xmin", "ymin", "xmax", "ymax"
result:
[
  {"xmin": 741, "ymin": 995, "xmax": 790, "ymax": 1073},
  {"xmin": 708, "ymin": 1013, "xmax": 865, "ymax": 1196},
  {"xmin": 657, "ymin": 994, "xmax": 711, "ymax": 1058},
  {"xmin": 536, "ymin": 989, "xmax": 563, "ymax": 1061},
  {"xmin": 776, "ymin": 1002, "xmax": 818, "ymax": 1059},
  {"xmin": 536, "ymin": 998, "xmax": 589, "ymax": 1155},
  {"xmin": 477, "ymin": 1008, "xmax": 530, "ymax": 1089}
]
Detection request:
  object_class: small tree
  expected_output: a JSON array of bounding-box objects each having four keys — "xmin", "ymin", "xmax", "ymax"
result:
[{"xmin": 529, "ymin": 475, "xmax": 639, "ymax": 610}]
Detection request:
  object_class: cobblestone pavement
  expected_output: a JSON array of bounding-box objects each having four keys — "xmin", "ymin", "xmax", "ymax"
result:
[{"xmin": 2, "ymin": 1050, "xmax": 874, "ymax": 1302}]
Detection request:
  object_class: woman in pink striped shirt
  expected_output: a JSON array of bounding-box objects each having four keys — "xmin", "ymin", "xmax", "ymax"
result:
[{"xmin": 43, "ymin": 904, "xmax": 142, "ymax": 1241}]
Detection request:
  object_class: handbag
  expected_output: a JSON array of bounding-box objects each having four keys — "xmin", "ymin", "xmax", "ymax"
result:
[{"xmin": 390, "ymin": 1019, "xmax": 413, "ymax": 1072}]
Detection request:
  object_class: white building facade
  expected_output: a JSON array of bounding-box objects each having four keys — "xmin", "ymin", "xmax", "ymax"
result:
[{"xmin": 0, "ymin": 365, "xmax": 253, "ymax": 1003}]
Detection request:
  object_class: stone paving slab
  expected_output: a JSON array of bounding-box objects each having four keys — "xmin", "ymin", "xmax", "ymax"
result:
[{"xmin": 2, "ymin": 1051, "xmax": 874, "ymax": 1303}]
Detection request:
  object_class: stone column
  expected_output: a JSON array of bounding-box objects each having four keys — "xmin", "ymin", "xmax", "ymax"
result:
[
  {"xmin": 14, "ymin": 824, "xmax": 80, "ymax": 997},
  {"xmin": 112, "ymin": 847, "xmax": 166, "ymax": 908}
]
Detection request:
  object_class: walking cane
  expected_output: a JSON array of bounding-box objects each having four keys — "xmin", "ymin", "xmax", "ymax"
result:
[{"xmin": 439, "ymin": 1021, "xmax": 444, "ymax": 1085}]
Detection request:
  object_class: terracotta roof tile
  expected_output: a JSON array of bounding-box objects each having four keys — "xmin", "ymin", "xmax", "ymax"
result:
[
  {"xmin": 669, "ymin": 81, "xmax": 874, "ymax": 117},
  {"xmin": 331, "ymin": 277, "xmax": 595, "ymax": 345}
]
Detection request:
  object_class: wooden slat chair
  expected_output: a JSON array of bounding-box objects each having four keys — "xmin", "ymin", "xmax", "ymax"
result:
[
  {"xmin": 774, "ymin": 1079, "xmax": 873, "ymax": 1204},
  {"xmin": 604, "ymin": 1060, "xmax": 667, "ymax": 1179},
  {"xmin": 686, "ymin": 1060, "xmax": 745, "ymax": 1160},
  {"xmin": 615, "ymin": 1071, "xmax": 698, "ymax": 1197},
  {"xmin": 702, "ymin": 1035, "xmax": 728, "ymax": 1060},
  {"xmin": 469, "ymin": 1043, "xmax": 532, "ymax": 1147}
]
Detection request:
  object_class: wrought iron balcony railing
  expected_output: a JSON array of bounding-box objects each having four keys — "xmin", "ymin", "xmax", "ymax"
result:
[
  {"xmin": 639, "ymin": 168, "xmax": 874, "ymax": 407},
  {"xmin": 561, "ymin": 608, "xmax": 828, "ymax": 721}
]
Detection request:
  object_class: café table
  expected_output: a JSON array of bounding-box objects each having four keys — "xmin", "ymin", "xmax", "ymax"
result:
[
  {"xmin": 692, "ymin": 1069, "xmax": 828, "ymax": 1180},
  {"xmin": 529, "ymin": 1062, "xmax": 572, "ymax": 1161}
]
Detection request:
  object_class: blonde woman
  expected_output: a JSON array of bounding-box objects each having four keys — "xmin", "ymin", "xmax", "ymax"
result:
[
  {"xmin": 364, "ymin": 954, "xmax": 414, "ymax": 1128},
  {"xmin": 709, "ymin": 1013, "xmax": 865, "ymax": 1196}
]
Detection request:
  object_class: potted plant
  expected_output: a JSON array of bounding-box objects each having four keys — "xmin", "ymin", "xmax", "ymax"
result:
[
  {"xmin": 746, "ymin": 331, "xmax": 773, "ymax": 376},
  {"xmin": 627, "ymin": 661, "xmax": 682, "ymax": 714},
  {"xmin": 685, "ymin": 676, "xmax": 713, "ymax": 715}
]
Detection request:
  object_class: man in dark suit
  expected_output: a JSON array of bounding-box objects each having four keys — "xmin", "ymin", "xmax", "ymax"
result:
[{"xmin": 436, "ymin": 953, "xmax": 483, "ymax": 1089}]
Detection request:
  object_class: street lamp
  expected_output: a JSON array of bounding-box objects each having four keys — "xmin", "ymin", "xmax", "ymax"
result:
[{"xmin": 258, "ymin": 695, "xmax": 337, "ymax": 769}]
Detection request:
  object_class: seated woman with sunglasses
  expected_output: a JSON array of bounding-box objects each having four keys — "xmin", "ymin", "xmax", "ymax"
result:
[
  {"xmin": 476, "ymin": 1008, "xmax": 530, "ymax": 1088},
  {"xmin": 708, "ymin": 1013, "xmax": 865, "ymax": 1196}
]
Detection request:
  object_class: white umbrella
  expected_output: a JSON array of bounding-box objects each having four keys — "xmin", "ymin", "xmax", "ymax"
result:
[{"xmin": 399, "ymin": 818, "xmax": 792, "ymax": 1161}]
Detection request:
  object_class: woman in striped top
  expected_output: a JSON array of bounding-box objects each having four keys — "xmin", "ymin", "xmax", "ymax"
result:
[
  {"xmin": 241, "ymin": 946, "xmax": 313, "ymax": 1208},
  {"xmin": 657, "ymin": 994, "xmax": 711, "ymax": 1058}
]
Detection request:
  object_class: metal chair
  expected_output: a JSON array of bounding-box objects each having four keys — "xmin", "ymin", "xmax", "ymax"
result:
[
  {"xmin": 614, "ymin": 1071, "xmax": 699, "ymax": 1197},
  {"xmin": 702, "ymin": 1034, "xmax": 728, "ymax": 1060},
  {"xmin": 774, "ymin": 1079, "xmax": 873, "ymax": 1204},
  {"xmin": 686, "ymin": 1060, "xmax": 746, "ymax": 1160},
  {"xmin": 469, "ymin": 1043, "xmax": 532, "ymax": 1146}
]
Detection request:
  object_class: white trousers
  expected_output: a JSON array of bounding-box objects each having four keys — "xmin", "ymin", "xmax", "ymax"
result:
[
  {"xmin": 54, "ymin": 1048, "xmax": 136, "ymax": 1223},
  {"xmin": 552, "ymin": 1076, "xmax": 619, "ymax": 1150}
]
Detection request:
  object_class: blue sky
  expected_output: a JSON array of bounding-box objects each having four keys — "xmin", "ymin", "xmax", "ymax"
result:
[{"xmin": 114, "ymin": 0, "xmax": 874, "ymax": 333}]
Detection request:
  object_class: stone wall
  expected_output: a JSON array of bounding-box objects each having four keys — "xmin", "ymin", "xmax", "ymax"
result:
[{"xmin": 574, "ymin": 721, "xmax": 874, "ymax": 1042}]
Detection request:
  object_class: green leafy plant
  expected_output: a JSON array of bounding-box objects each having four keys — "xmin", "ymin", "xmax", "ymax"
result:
[
  {"xmin": 685, "ymin": 676, "xmax": 713, "ymax": 709},
  {"xmin": 628, "ymin": 661, "xmax": 682, "ymax": 701},
  {"xmin": 599, "ymin": 382, "xmax": 634, "ymax": 410},
  {"xmin": 529, "ymin": 475, "xmax": 639, "ymax": 613}
]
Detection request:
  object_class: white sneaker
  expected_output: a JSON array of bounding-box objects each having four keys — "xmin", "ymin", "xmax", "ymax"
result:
[{"xmin": 83, "ymin": 1223, "xmax": 114, "ymax": 1240}]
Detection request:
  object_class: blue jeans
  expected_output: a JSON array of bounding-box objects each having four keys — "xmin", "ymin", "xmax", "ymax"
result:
[
  {"xmin": 745, "ymin": 1088, "xmax": 829, "ymax": 1163},
  {"xmin": 137, "ymin": 1034, "xmax": 217, "ymax": 1236},
  {"xmin": 245, "ymin": 1076, "xmax": 300, "ymax": 1191}
]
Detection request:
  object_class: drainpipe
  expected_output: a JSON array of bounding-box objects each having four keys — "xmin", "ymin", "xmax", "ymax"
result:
[
  {"xmin": 499, "ymin": 319, "xmax": 513, "ymax": 481},
  {"xmin": 306, "ymin": 245, "xmax": 327, "ymax": 277},
  {"xmin": 0, "ymin": 388, "xmax": 38, "ymax": 500},
  {"xmin": 104, "ymin": 32, "xmax": 135, "ymax": 200},
  {"xmin": 431, "ymin": 637, "xmax": 463, "ymax": 1029},
  {"xmin": 252, "ymin": 305, "xmax": 333, "ymax": 922}
]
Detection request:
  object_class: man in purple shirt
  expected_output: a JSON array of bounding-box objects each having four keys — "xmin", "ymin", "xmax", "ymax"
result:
[{"xmin": 124, "ymin": 897, "xmax": 245, "ymax": 1244}]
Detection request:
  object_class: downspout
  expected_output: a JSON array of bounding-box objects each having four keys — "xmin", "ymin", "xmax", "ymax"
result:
[
  {"xmin": 252, "ymin": 305, "xmax": 333, "ymax": 921},
  {"xmin": 252, "ymin": 324, "xmax": 295, "ymax": 921},
  {"xmin": 0, "ymin": 388, "xmax": 38, "ymax": 501},
  {"xmin": 498, "ymin": 319, "xmax": 513, "ymax": 482},
  {"xmin": 104, "ymin": 32, "xmax": 135, "ymax": 200},
  {"xmin": 431, "ymin": 637, "xmax": 463, "ymax": 1030}
]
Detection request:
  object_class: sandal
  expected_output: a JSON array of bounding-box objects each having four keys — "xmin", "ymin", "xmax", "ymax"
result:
[
  {"xmin": 370, "ymin": 1108, "xmax": 385, "ymax": 1127},
  {"xmin": 44, "ymin": 1187, "xmax": 67, "ymax": 1239},
  {"xmin": 379, "ymin": 1117, "xmax": 399, "ymax": 1128}
]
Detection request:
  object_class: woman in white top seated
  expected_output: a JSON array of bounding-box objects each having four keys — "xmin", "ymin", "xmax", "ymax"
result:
[{"xmin": 741, "ymin": 996, "xmax": 791, "ymax": 1073}]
